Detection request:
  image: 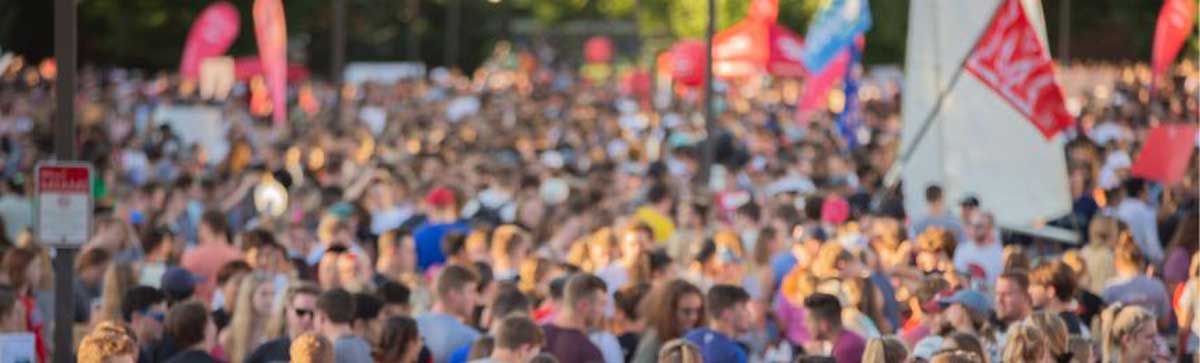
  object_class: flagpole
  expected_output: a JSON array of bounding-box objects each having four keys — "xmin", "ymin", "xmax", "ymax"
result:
[
  {"xmin": 882, "ymin": 0, "xmax": 1007, "ymax": 189},
  {"xmin": 700, "ymin": 0, "xmax": 717, "ymax": 187}
]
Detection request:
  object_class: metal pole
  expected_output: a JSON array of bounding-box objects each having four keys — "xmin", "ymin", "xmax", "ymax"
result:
[
  {"xmin": 1058, "ymin": 0, "xmax": 1070, "ymax": 65},
  {"xmin": 53, "ymin": 0, "xmax": 77, "ymax": 361},
  {"xmin": 332, "ymin": 0, "xmax": 346, "ymax": 125},
  {"xmin": 700, "ymin": 0, "xmax": 717, "ymax": 187},
  {"xmin": 445, "ymin": 0, "xmax": 461, "ymax": 69},
  {"xmin": 406, "ymin": 0, "xmax": 421, "ymax": 61}
]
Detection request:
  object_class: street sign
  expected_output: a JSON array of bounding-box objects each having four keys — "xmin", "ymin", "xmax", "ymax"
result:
[{"xmin": 35, "ymin": 162, "xmax": 93, "ymax": 247}]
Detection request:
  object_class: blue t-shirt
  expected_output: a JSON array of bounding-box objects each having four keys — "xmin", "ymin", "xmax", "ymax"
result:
[
  {"xmin": 447, "ymin": 343, "xmax": 471, "ymax": 363},
  {"xmin": 770, "ymin": 252, "xmax": 797, "ymax": 287},
  {"xmin": 414, "ymin": 220, "xmax": 471, "ymax": 271},
  {"xmin": 685, "ymin": 328, "xmax": 747, "ymax": 363}
]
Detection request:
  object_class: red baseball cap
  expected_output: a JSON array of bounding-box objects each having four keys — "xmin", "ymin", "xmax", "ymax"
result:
[{"xmin": 425, "ymin": 187, "xmax": 456, "ymax": 208}]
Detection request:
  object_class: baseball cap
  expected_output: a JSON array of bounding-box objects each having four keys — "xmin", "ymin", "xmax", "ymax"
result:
[
  {"xmin": 160, "ymin": 267, "xmax": 201, "ymax": 301},
  {"xmin": 959, "ymin": 195, "xmax": 980, "ymax": 208},
  {"xmin": 424, "ymin": 187, "xmax": 456, "ymax": 208},
  {"xmin": 937, "ymin": 289, "xmax": 992, "ymax": 316}
]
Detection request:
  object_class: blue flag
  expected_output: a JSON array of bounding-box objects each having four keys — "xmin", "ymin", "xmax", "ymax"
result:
[
  {"xmin": 836, "ymin": 44, "xmax": 862, "ymax": 150},
  {"xmin": 801, "ymin": 0, "xmax": 872, "ymax": 72}
]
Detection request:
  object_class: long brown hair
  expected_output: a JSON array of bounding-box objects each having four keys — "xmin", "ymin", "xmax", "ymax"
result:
[
  {"xmin": 640, "ymin": 279, "xmax": 705, "ymax": 341},
  {"xmin": 376, "ymin": 315, "xmax": 421, "ymax": 363},
  {"xmin": 1, "ymin": 246, "xmax": 38, "ymax": 294},
  {"xmin": 97, "ymin": 262, "xmax": 137, "ymax": 324}
]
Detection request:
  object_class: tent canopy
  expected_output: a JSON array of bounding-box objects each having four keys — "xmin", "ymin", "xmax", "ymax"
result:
[{"xmin": 713, "ymin": 19, "xmax": 808, "ymax": 79}]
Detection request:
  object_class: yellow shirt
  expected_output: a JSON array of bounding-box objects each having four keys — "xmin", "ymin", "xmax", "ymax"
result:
[{"xmin": 635, "ymin": 206, "xmax": 676, "ymax": 244}]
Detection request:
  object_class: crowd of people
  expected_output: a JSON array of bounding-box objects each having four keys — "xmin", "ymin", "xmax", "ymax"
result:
[{"xmin": 0, "ymin": 45, "xmax": 1197, "ymax": 363}]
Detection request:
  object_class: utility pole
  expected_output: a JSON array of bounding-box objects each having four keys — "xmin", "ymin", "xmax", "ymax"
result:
[
  {"xmin": 52, "ymin": 0, "xmax": 78, "ymax": 361},
  {"xmin": 700, "ymin": 0, "xmax": 717, "ymax": 187},
  {"xmin": 332, "ymin": 0, "xmax": 346, "ymax": 125},
  {"xmin": 445, "ymin": 0, "xmax": 461, "ymax": 69}
]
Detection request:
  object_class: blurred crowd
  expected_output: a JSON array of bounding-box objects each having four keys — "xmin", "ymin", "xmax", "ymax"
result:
[{"xmin": 0, "ymin": 46, "xmax": 1197, "ymax": 363}]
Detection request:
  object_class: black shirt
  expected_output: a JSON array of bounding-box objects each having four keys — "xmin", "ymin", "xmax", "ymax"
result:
[
  {"xmin": 164, "ymin": 350, "xmax": 218, "ymax": 363},
  {"xmin": 245, "ymin": 337, "xmax": 291, "ymax": 363},
  {"xmin": 1058, "ymin": 311, "xmax": 1085, "ymax": 335}
]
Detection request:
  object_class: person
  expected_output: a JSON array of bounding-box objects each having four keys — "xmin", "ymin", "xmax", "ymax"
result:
[
  {"xmin": 952, "ymin": 212, "xmax": 1003, "ymax": 287},
  {"xmin": 376, "ymin": 316, "xmax": 426, "ymax": 363},
  {"xmin": 1027, "ymin": 312, "xmax": 1070, "ymax": 363},
  {"xmin": 160, "ymin": 266, "xmax": 199, "ymax": 306},
  {"xmin": 1177, "ymin": 253, "xmax": 1200, "ymax": 362},
  {"xmin": 0, "ymin": 287, "xmax": 25, "ymax": 332},
  {"xmin": 164, "ymin": 301, "xmax": 220, "ymax": 363},
  {"xmin": 803, "ymin": 292, "xmax": 866, "ymax": 363},
  {"xmin": 1079, "ymin": 216, "xmax": 1120, "ymax": 294},
  {"xmin": 374, "ymin": 229, "xmax": 420, "ymax": 289},
  {"xmin": 541, "ymin": 273, "xmax": 607, "ymax": 363},
  {"xmin": 610, "ymin": 284, "xmax": 648, "ymax": 363},
  {"xmin": 684, "ymin": 284, "xmax": 750, "ymax": 363},
  {"xmin": 2, "ymin": 246, "xmax": 46, "ymax": 363},
  {"xmin": 78, "ymin": 321, "xmax": 138, "ymax": 363},
  {"xmin": 489, "ymin": 225, "xmax": 530, "ymax": 282},
  {"xmin": 1001, "ymin": 320, "xmax": 1049, "ymax": 363},
  {"xmin": 1102, "ymin": 236, "xmax": 1171, "ymax": 325},
  {"xmin": 939, "ymin": 333, "xmax": 986, "ymax": 363},
  {"xmin": 352, "ymin": 292, "xmax": 384, "ymax": 345},
  {"xmin": 414, "ymin": 187, "xmax": 471, "ymax": 271},
  {"xmin": 657, "ymin": 338, "xmax": 704, "ymax": 363},
  {"xmin": 181, "ymin": 210, "xmax": 243, "ymax": 302},
  {"xmin": 377, "ymin": 280, "xmax": 413, "ymax": 318},
  {"xmin": 449, "ymin": 284, "xmax": 532, "ymax": 363},
  {"xmin": 75, "ymin": 247, "xmax": 113, "ymax": 323},
  {"xmin": 634, "ymin": 183, "xmax": 675, "ymax": 244},
  {"xmin": 928, "ymin": 350, "xmax": 980, "ymax": 363},
  {"xmin": 861, "ymin": 337, "xmax": 907, "ymax": 363},
  {"xmin": 211, "ymin": 260, "xmax": 252, "ymax": 332},
  {"xmin": 246, "ymin": 282, "xmax": 321, "ymax": 363},
  {"xmin": 315, "ymin": 288, "xmax": 373, "ymax": 363},
  {"xmin": 1027, "ymin": 261, "xmax": 1088, "ymax": 336},
  {"xmin": 139, "ymin": 227, "xmax": 176, "ymax": 288},
  {"xmin": 937, "ymin": 289, "xmax": 996, "ymax": 362},
  {"xmin": 417, "ymin": 264, "xmax": 482, "ymax": 363},
  {"xmin": 120, "ymin": 286, "xmax": 167, "ymax": 349},
  {"xmin": 994, "ymin": 272, "xmax": 1033, "ymax": 331},
  {"xmin": 1097, "ymin": 305, "xmax": 1161, "ymax": 363},
  {"xmin": 290, "ymin": 332, "xmax": 336, "ymax": 363},
  {"xmin": 470, "ymin": 316, "xmax": 545, "ymax": 363},
  {"xmin": 1114, "ymin": 178, "xmax": 1164, "ymax": 265},
  {"xmin": 220, "ymin": 271, "xmax": 276, "ymax": 363},
  {"xmin": 909, "ymin": 185, "xmax": 965, "ymax": 242}
]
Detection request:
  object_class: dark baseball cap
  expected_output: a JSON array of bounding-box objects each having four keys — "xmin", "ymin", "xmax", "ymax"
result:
[{"xmin": 160, "ymin": 267, "xmax": 202, "ymax": 301}]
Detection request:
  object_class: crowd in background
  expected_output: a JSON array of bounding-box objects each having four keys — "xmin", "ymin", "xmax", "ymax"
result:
[{"xmin": 0, "ymin": 45, "xmax": 1197, "ymax": 363}]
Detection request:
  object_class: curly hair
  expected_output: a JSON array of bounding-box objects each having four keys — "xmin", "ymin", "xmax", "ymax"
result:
[
  {"xmin": 290, "ymin": 332, "xmax": 334, "ymax": 363},
  {"xmin": 78, "ymin": 321, "xmax": 137, "ymax": 363}
]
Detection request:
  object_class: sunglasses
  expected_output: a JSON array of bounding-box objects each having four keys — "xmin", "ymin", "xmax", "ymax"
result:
[
  {"xmin": 293, "ymin": 308, "xmax": 315, "ymax": 318},
  {"xmin": 140, "ymin": 309, "xmax": 166, "ymax": 323}
]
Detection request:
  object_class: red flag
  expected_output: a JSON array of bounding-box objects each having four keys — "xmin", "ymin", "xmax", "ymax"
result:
[
  {"xmin": 964, "ymin": 0, "xmax": 1072, "ymax": 139},
  {"xmin": 1152, "ymin": 0, "xmax": 1197, "ymax": 76},
  {"xmin": 1132, "ymin": 124, "xmax": 1198, "ymax": 185},
  {"xmin": 793, "ymin": 49, "xmax": 850, "ymax": 124},
  {"xmin": 254, "ymin": 0, "xmax": 288, "ymax": 126},
  {"xmin": 180, "ymin": 2, "xmax": 240, "ymax": 80}
]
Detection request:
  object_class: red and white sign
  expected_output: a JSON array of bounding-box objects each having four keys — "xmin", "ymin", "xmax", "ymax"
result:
[
  {"xmin": 253, "ymin": 0, "xmax": 288, "ymax": 126},
  {"xmin": 36, "ymin": 162, "xmax": 93, "ymax": 246},
  {"xmin": 1132, "ymin": 124, "xmax": 1198, "ymax": 185},
  {"xmin": 965, "ymin": 0, "xmax": 1072, "ymax": 139},
  {"xmin": 1152, "ymin": 0, "xmax": 1197, "ymax": 77}
]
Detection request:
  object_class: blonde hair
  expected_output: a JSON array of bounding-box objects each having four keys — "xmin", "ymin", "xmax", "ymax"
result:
[
  {"xmin": 1002, "ymin": 245, "xmax": 1030, "ymax": 273},
  {"xmin": 1088, "ymin": 216, "xmax": 1121, "ymax": 246},
  {"xmin": 229, "ymin": 273, "xmax": 276, "ymax": 363},
  {"xmin": 862, "ymin": 337, "xmax": 907, "ymax": 363},
  {"xmin": 1002, "ymin": 320, "xmax": 1048, "ymax": 363},
  {"xmin": 97, "ymin": 262, "xmax": 137, "ymax": 324},
  {"xmin": 1098, "ymin": 304, "xmax": 1156, "ymax": 363},
  {"xmin": 931, "ymin": 350, "xmax": 982, "ymax": 363},
  {"xmin": 811, "ymin": 242, "xmax": 851, "ymax": 279},
  {"xmin": 78, "ymin": 321, "xmax": 137, "ymax": 363},
  {"xmin": 290, "ymin": 332, "xmax": 335, "ymax": 363},
  {"xmin": 658, "ymin": 338, "xmax": 704, "ymax": 363},
  {"xmin": 1029, "ymin": 312, "xmax": 1069, "ymax": 358}
]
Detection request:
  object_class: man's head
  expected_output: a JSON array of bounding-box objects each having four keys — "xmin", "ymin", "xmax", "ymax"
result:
[
  {"xmin": 242, "ymin": 229, "xmax": 285, "ymax": 272},
  {"xmin": 562, "ymin": 273, "xmax": 609, "ymax": 328},
  {"xmin": 803, "ymin": 293, "xmax": 843, "ymax": 340},
  {"xmin": 286, "ymin": 282, "xmax": 322, "ymax": 338},
  {"xmin": 492, "ymin": 316, "xmax": 545, "ymax": 363},
  {"xmin": 377, "ymin": 280, "xmax": 412, "ymax": 318},
  {"xmin": 376, "ymin": 229, "xmax": 415, "ymax": 275},
  {"xmin": 968, "ymin": 212, "xmax": 995, "ymax": 244},
  {"xmin": 995, "ymin": 272, "xmax": 1033, "ymax": 323},
  {"xmin": 215, "ymin": 260, "xmax": 252, "ymax": 309},
  {"xmin": 442, "ymin": 232, "xmax": 469, "ymax": 263},
  {"xmin": 199, "ymin": 209, "xmax": 232, "ymax": 245},
  {"xmin": 121, "ymin": 286, "xmax": 166, "ymax": 343},
  {"xmin": 486, "ymin": 284, "xmax": 532, "ymax": 331},
  {"xmin": 435, "ymin": 264, "xmax": 480, "ymax": 319},
  {"xmin": 141, "ymin": 227, "xmax": 176, "ymax": 262},
  {"xmin": 1028, "ymin": 261, "xmax": 1077, "ymax": 309},
  {"xmin": 706, "ymin": 284, "xmax": 751, "ymax": 335},
  {"xmin": 315, "ymin": 288, "xmax": 357, "ymax": 332},
  {"xmin": 1123, "ymin": 178, "xmax": 1147, "ymax": 200},
  {"xmin": 78, "ymin": 322, "xmax": 138, "ymax": 363},
  {"xmin": 165, "ymin": 301, "xmax": 215, "ymax": 351},
  {"xmin": 925, "ymin": 185, "xmax": 944, "ymax": 207},
  {"xmin": 352, "ymin": 293, "xmax": 384, "ymax": 344},
  {"xmin": 76, "ymin": 247, "xmax": 113, "ymax": 285}
]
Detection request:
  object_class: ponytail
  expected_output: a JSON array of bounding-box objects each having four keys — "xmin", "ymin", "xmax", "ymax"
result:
[{"xmin": 1098, "ymin": 304, "xmax": 1155, "ymax": 363}]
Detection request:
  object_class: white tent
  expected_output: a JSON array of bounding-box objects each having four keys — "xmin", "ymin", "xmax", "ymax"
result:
[{"xmin": 899, "ymin": 0, "xmax": 1076, "ymax": 242}]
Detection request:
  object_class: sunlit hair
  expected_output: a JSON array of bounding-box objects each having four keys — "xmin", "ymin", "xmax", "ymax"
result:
[
  {"xmin": 811, "ymin": 242, "xmax": 852, "ymax": 279},
  {"xmin": 1087, "ymin": 216, "xmax": 1122, "ymax": 246},
  {"xmin": 290, "ymin": 332, "xmax": 334, "ymax": 363},
  {"xmin": 375, "ymin": 315, "xmax": 420, "ymax": 363},
  {"xmin": 1113, "ymin": 233, "xmax": 1145, "ymax": 268},
  {"xmin": 229, "ymin": 273, "xmax": 276, "ymax": 363},
  {"xmin": 862, "ymin": 336, "xmax": 908, "ymax": 363},
  {"xmin": 1098, "ymin": 304, "xmax": 1156, "ymax": 363},
  {"xmin": 1002, "ymin": 320, "xmax": 1048, "ymax": 363},
  {"xmin": 930, "ymin": 350, "xmax": 982, "ymax": 363},
  {"xmin": 941, "ymin": 333, "xmax": 987, "ymax": 363},
  {"xmin": 78, "ymin": 321, "xmax": 137, "ymax": 363},
  {"xmin": 566, "ymin": 227, "xmax": 616, "ymax": 272},
  {"xmin": 640, "ymin": 279, "xmax": 706, "ymax": 342},
  {"xmin": 97, "ymin": 262, "xmax": 137, "ymax": 324},
  {"xmin": 916, "ymin": 227, "xmax": 957, "ymax": 257},
  {"xmin": 1001, "ymin": 244, "xmax": 1030, "ymax": 273},
  {"xmin": 1028, "ymin": 312, "xmax": 1069, "ymax": 360},
  {"xmin": 658, "ymin": 338, "xmax": 704, "ymax": 363}
]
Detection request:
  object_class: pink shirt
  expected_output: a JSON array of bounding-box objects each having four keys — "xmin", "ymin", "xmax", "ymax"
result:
[{"xmin": 181, "ymin": 242, "xmax": 243, "ymax": 302}]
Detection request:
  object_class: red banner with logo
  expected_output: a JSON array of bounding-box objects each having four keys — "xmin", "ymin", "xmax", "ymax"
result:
[
  {"xmin": 965, "ymin": 0, "xmax": 1072, "ymax": 139},
  {"xmin": 254, "ymin": 0, "xmax": 288, "ymax": 126},
  {"xmin": 180, "ymin": 2, "xmax": 240, "ymax": 80},
  {"xmin": 1132, "ymin": 124, "xmax": 1197, "ymax": 185},
  {"xmin": 1152, "ymin": 0, "xmax": 1197, "ymax": 76}
]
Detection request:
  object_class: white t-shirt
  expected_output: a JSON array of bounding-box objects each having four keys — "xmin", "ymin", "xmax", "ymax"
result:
[{"xmin": 953, "ymin": 238, "xmax": 1005, "ymax": 286}]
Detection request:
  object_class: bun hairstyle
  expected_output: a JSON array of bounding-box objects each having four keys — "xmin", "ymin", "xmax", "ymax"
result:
[
  {"xmin": 1028, "ymin": 312, "xmax": 1069, "ymax": 362},
  {"xmin": 1098, "ymin": 304, "xmax": 1156, "ymax": 363},
  {"xmin": 1002, "ymin": 320, "xmax": 1048, "ymax": 363},
  {"xmin": 862, "ymin": 337, "xmax": 908, "ymax": 363}
]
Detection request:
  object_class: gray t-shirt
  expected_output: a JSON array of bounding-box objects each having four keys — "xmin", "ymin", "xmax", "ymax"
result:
[
  {"xmin": 1102, "ymin": 275, "xmax": 1171, "ymax": 319},
  {"xmin": 334, "ymin": 335, "xmax": 373, "ymax": 363},
  {"xmin": 417, "ymin": 312, "xmax": 482, "ymax": 363}
]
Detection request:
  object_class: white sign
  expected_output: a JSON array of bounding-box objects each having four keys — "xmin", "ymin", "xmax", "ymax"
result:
[
  {"xmin": 153, "ymin": 105, "xmax": 230, "ymax": 165},
  {"xmin": 344, "ymin": 62, "xmax": 426, "ymax": 85},
  {"xmin": 36, "ymin": 162, "xmax": 93, "ymax": 247},
  {"xmin": 0, "ymin": 333, "xmax": 35, "ymax": 363}
]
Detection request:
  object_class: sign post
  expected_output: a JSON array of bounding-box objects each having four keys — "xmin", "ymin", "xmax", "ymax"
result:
[
  {"xmin": 37, "ymin": 163, "xmax": 92, "ymax": 363},
  {"xmin": 53, "ymin": 0, "xmax": 80, "ymax": 361}
]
